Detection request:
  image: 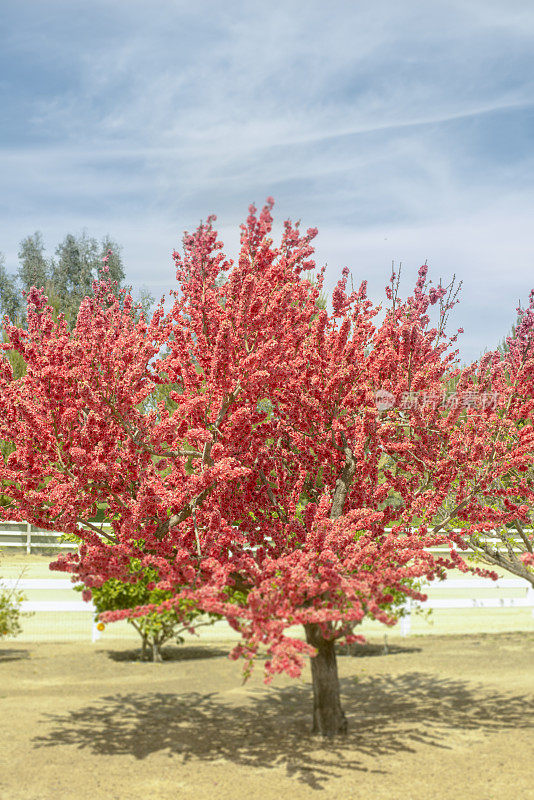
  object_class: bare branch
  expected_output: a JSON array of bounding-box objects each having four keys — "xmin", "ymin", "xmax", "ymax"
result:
[
  {"xmin": 514, "ymin": 519, "xmax": 533, "ymax": 553},
  {"xmin": 330, "ymin": 437, "xmax": 357, "ymax": 520},
  {"xmin": 467, "ymin": 533, "xmax": 534, "ymax": 584},
  {"xmin": 259, "ymin": 469, "xmax": 289, "ymax": 524},
  {"xmin": 154, "ymin": 485, "xmax": 213, "ymax": 540},
  {"xmin": 191, "ymin": 500, "xmax": 201, "ymax": 558},
  {"xmin": 76, "ymin": 517, "xmax": 117, "ymax": 544}
]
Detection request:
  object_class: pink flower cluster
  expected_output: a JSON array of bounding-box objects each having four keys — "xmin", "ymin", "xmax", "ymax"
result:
[{"xmin": 0, "ymin": 200, "xmax": 532, "ymax": 682}]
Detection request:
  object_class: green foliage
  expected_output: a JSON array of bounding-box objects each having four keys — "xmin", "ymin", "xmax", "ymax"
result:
[
  {"xmin": 380, "ymin": 579, "xmax": 427, "ymax": 619},
  {"xmin": 0, "ymin": 253, "xmax": 24, "ymax": 323},
  {"xmin": 0, "ymin": 577, "xmax": 26, "ymax": 640},
  {"xmin": 17, "ymin": 232, "xmax": 50, "ymax": 294},
  {"xmin": 497, "ymin": 313, "xmax": 522, "ymax": 357},
  {"xmin": 53, "ymin": 233, "xmax": 98, "ymax": 303},
  {"xmin": 78, "ymin": 562, "xmax": 218, "ymax": 661},
  {"xmin": 52, "ymin": 232, "xmax": 126, "ymax": 327}
]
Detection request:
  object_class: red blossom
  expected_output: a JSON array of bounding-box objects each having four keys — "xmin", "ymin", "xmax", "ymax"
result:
[{"xmin": 0, "ymin": 200, "xmax": 532, "ymax": 689}]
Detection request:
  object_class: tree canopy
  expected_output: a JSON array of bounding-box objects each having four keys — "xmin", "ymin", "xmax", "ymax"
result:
[{"xmin": 0, "ymin": 201, "xmax": 532, "ymax": 735}]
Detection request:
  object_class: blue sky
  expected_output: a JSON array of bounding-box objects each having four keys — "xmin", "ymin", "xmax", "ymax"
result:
[{"xmin": 1, "ymin": 0, "xmax": 533, "ymax": 362}]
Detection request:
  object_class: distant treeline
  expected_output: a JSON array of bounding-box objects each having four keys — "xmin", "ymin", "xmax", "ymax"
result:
[{"xmin": 0, "ymin": 231, "xmax": 153, "ymax": 329}]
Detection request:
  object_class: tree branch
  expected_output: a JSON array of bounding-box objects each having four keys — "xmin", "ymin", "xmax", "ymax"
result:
[
  {"xmin": 154, "ymin": 485, "xmax": 213, "ymax": 540},
  {"xmin": 467, "ymin": 533, "xmax": 534, "ymax": 584},
  {"xmin": 76, "ymin": 517, "xmax": 117, "ymax": 544},
  {"xmin": 202, "ymin": 382, "xmax": 241, "ymax": 468},
  {"xmin": 431, "ymin": 493, "xmax": 475, "ymax": 535},
  {"xmin": 330, "ymin": 437, "xmax": 357, "ymax": 520},
  {"xmin": 514, "ymin": 519, "xmax": 533, "ymax": 553},
  {"xmin": 258, "ymin": 468, "xmax": 289, "ymax": 524}
]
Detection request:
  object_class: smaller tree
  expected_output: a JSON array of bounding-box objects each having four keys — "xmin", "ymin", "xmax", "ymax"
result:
[
  {"xmin": 17, "ymin": 232, "xmax": 50, "ymax": 295},
  {"xmin": 0, "ymin": 254, "xmax": 24, "ymax": 324},
  {"xmin": 51, "ymin": 233, "xmax": 126, "ymax": 327},
  {"xmin": 78, "ymin": 560, "xmax": 218, "ymax": 662},
  {"xmin": 0, "ymin": 575, "xmax": 26, "ymax": 640}
]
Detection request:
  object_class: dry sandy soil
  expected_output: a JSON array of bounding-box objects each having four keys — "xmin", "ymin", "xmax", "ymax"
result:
[{"xmin": 0, "ymin": 632, "xmax": 533, "ymax": 800}]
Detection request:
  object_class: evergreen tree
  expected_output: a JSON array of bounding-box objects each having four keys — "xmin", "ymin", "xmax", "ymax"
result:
[
  {"xmin": 0, "ymin": 253, "xmax": 24, "ymax": 323},
  {"xmin": 17, "ymin": 232, "xmax": 49, "ymax": 293},
  {"xmin": 497, "ymin": 312, "xmax": 521, "ymax": 356},
  {"xmin": 97, "ymin": 236, "xmax": 125, "ymax": 288},
  {"xmin": 51, "ymin": 233, "xmax": 126, "ymax": 327},
  {"xmin": 52, "ymin": 233, "xmax": 97, "ymax": 319}
]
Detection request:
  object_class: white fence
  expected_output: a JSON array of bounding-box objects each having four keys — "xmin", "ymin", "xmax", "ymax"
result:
[
  {"xmin": 1, "ymin": 576, "xmax": 533, "ymax": 642},
  {"xmin": 0, "ymin": 521, "xmax": 77, "ymax": 554},
  {"xmin": 2, "ymin": 520, "xmax": 532, "ymax": 642},
  {"xmin": 399, "ymin": 578, "xmax": 534, "ymax": 634},
  {"xmin": 0, "ymin": 521, "xmax": 530, "ymax": 554},
  {"xmin": 0, "ymin": 578, "xmax": 103, "ymax": 642}
]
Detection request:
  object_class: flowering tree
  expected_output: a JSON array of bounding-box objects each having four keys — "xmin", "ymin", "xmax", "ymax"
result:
[
  {"xmin": 443, "ymin": 291, "xmax": 534, "ymax": 580},
  {"xmin": 1, "ymin": 200, "xmax": 531, "ymax": 736}
]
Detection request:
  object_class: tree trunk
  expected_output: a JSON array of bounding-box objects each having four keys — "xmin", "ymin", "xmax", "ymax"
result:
[
  {"xmin": 304, "ymin": 623, "xmax": 347, "ymax": 736},
  {"xmin": 151, "ymin": 636, "xmax": 162, "ymax": 663}
]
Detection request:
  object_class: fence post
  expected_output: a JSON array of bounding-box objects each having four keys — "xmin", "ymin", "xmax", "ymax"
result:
[
  {"xmin": 527, "ymin": 586, "xmax": 534, "ymax": 618},
  {"xmin": 400, "ymin": 598, "xmax": 412, "ymax": 636},
  {"xmin": 91, "ymin": 618, "xmax": 102, "ymax": 643},
  {"xmin": 26, "ymin": 522, "xmax": 31, "ymax": 555}
]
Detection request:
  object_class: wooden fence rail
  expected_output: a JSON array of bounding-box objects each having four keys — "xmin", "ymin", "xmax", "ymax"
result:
[
  {"xmin": 0, "ymin": 521, "xmax": 530, "ymax": 554},
  {"xmin": 399, "ymin": 578, "xmax": 534, "ymax": 634},
  {"xmin": 0, "ymin": 577, "xmax": 100, "ymax": 641},
  {"xmin": 0, "ymin": 522, "xmax": 79, "ymax": 554}
]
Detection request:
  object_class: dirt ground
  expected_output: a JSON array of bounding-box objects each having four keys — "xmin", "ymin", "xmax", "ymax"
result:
[{"xmin": 0, "ymin": 632, "xmax": 533, "ymax": 800}]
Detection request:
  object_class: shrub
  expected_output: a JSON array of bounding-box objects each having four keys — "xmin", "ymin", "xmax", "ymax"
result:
[
  {"xmin": 0, "ymin": 578, "xmax": 25, "ymax": 640},
  {"xmin": 78, "ymin": 562, "xmax": 219, "ymax": 661}
]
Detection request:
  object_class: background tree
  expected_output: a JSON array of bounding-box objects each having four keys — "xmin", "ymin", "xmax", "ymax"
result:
[
  {"xmin": 0, "ymin": 202, "xmax": 532, "ymax": 738},
  {"xmin": 135, "ymin": 287, "xmax": 156, "ymax": 322},
  {"xmin": 96, "ymin": 236, "xmax": 126, "ymax": 288},
  {"xmin": 17, "ymin": 232, "xmax": 49, "ymax": 295},
  {"xmin": 52, "ymin": 233, "xmax": 125, "ymax": 327},
  {"xmin": 0, "ymin": 253, "xmax": 24, "ymax": 323},
  {"xmin": 496, "ymin": 311, "xmax": 522, "ymax": 356},
  {"xmin": 6, "ymin": 231, "xmax": 128, "ymax": 330},
  {"xmin": 446, "ymin": 291, "xmax": 534, "ymax": 580},
  {"xmin": 52, "ymin": 232, "xmax": 97, "ymax": 303},
  {"xmin": 0, "ymin": 572, "xmax": 26, "ymax": 640}
]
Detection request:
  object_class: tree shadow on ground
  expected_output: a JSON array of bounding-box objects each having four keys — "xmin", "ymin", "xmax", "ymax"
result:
[
  {"xmin": 0, "ymin": 647, "xmax": 29, "ymax": 662},
  {"xmin": 106, "ymin": 644, "xmax": 230, "ymax": 663},
  {"xmin": 33, "ymin": 671, "xmax": 534, "ymax": 790},
  {"xmin": 339, "ymin": 642, "xmax": 422, "ymax": 657},
  {"xmin": 106, "ymin": 641, "xmax": 421, "ymax": 664}
]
